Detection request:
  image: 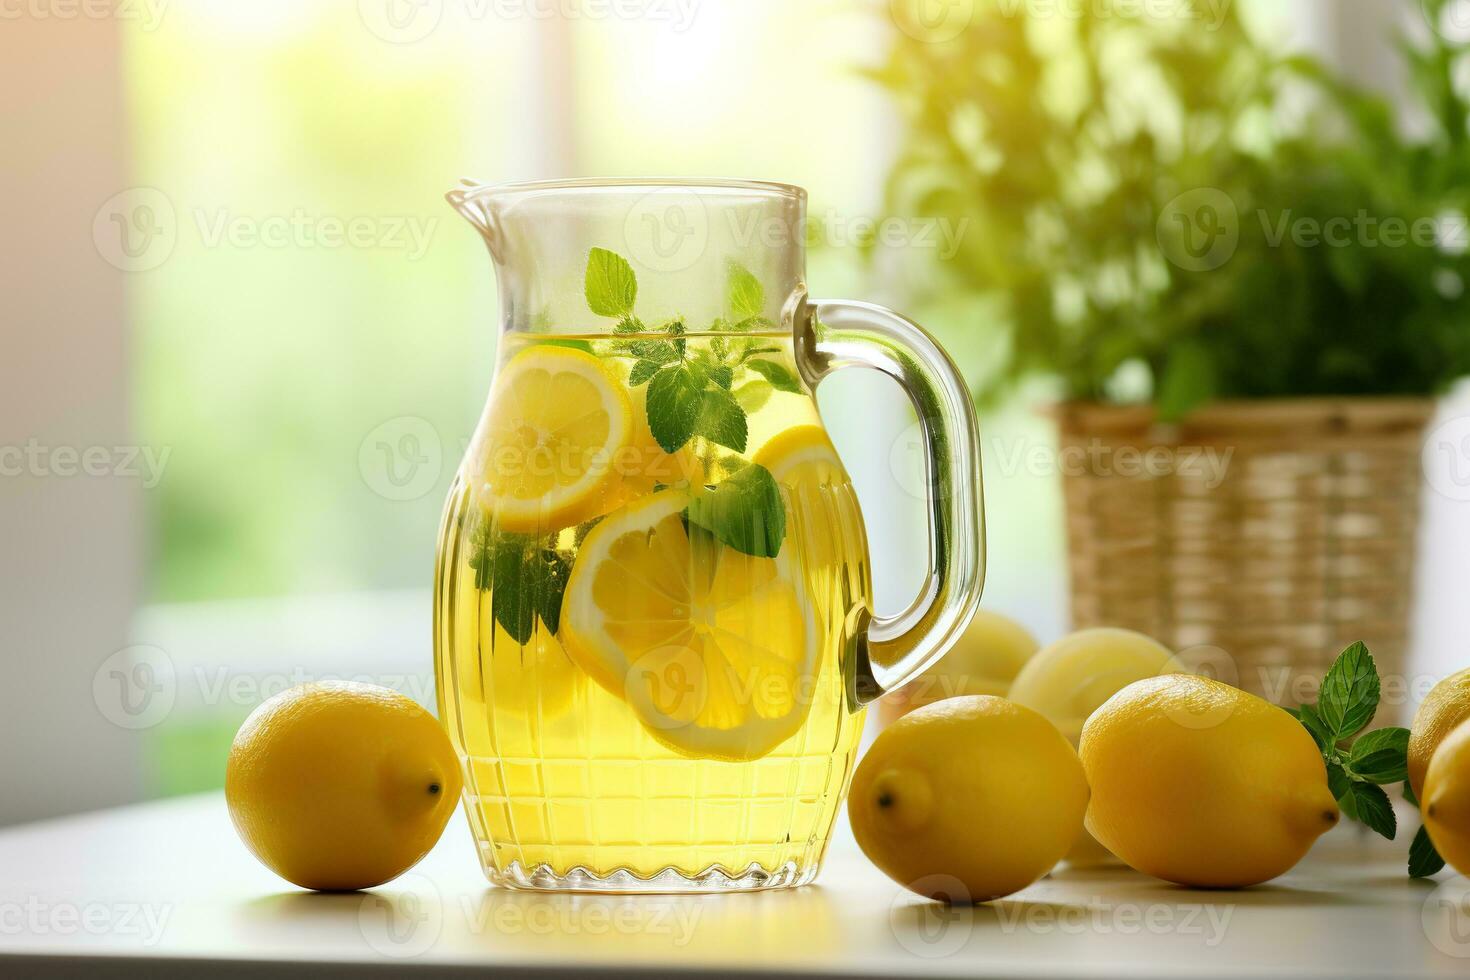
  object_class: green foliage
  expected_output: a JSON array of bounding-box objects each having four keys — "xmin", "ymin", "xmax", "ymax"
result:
[
  {"xmin": 1289, "ymin": 641, "xmax": 1443, "ymax": 870},
  {"xmin": 581, "ymin": 249, "xmax": 789, "ymax": 557},
  {"xmin": 870, "ymin": 1, "xmax": 1470, "ymax": 409}
]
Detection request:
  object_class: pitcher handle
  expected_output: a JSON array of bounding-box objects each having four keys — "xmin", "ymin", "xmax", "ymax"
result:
[{"xmin": 793, "ymin": 296, "xmax": 986, "ymax": 706}]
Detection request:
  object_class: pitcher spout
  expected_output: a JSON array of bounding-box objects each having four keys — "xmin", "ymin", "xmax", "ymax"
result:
[{"xmin": 446, "ymin": 179, "xmax": 501, "ymax": 258}]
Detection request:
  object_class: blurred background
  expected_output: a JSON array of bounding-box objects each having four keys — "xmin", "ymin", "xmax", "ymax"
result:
[{"xmin": 5, "ymin": 0, "xmax": 1470, "ymax": 825}]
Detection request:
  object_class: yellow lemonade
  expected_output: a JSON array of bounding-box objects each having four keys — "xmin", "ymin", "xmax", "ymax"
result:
[{"xmin": 434, "ymin": 331, "xmax": 872, "ymax": 889}]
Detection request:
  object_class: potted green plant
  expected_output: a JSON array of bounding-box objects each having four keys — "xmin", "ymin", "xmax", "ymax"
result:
[{"xmin": 868, "ymin": 2, "xmax": 1470, "ymax": 707}]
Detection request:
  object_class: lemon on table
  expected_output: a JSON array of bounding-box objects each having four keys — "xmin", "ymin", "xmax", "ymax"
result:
[
  {"xmin": 474, "ymin": 345, "xmax": 633, "ymax": 533},
  {"xmin": 1008, "ymin": 627, "xmax": 1181, "ymax": 742},
  {"xmin": 1080, "ymin": 674, "xmax": 1338, "ymax": 888},
  {"xmin": 1423, "ymin": 718, "xmax": 1470, "ymax": 876},
  {"xmin": 878, "ymin": 609, "xmax": 1039, "ymax": 727},
  {"xmin": 560, "ymin": 488, "xmax": 817, "ymax": 761},
  {"xmin": 850, "ymin": 696, "xmax": 1089, "ymax": 903},
  {"xmin": 226, "ymin": 682, "xmax": 461, "ymax": 892},
  {"xmin": 1409, "ymin": 667, "xmax": 1470, "ymax": 800}
]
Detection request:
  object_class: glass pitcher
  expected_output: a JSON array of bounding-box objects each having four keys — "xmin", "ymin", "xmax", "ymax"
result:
[{"xmin": 435, "ymin": 178, "xmax": 984, "ymax": 892}]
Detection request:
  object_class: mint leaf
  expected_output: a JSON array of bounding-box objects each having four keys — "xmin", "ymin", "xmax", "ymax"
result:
[
  {"xmin": 1348, "ymin": 727, "xmax": 1410, "ymax": 784},
  {"xmin": 747, "ymin": 359, "xmax": 802, "ymax": 393},
  {"xmin": 540, "ymin": 338, "xmax": 594, "ymax": 353},
  {"xmin": 1326, "ymin": 761, "xmax": 1351, "ymax": 801},
  {"xmin": 1319, "ymin": 641, "xmax": 1380, "ymax": 741},
  {"xmin": 695, "ymin": 389, "xmax": 748, "ymax": 452},
  {"xmin": 709, "ymin": 365, "xmax": 734, "ymax": 390},
  {"xmin": 1295, "ymin": 703, "xmax": 1333, "ymax": 750},
  {"xmin": 1409, "ymin": 824, "xmax": 1446, "ymax": 878},
  {"xmin": 646, "ymin": 365, "xmax": 705, "ymax": 453},
  {"xmin": 468, "ymin": 526, "xmax": 570, "ymax": 643},
  {"xmin": 727, "ymin": 261, "xmax": 764, "ymax": 320},
  {"xmin": 734, "ymin": 380, "xmax": 773, "ymax": 414},
  {"xmin": 535, "ymin": 550, "xmax": 572, "ymax": 635},
  {"xmin": 629, "ymin": 359, "xmax": 662, "ymax": 386},
  {"xmin": 1347, "ymin": 781, "xmax": 1397, "ymax": 840},
  {"xmin": 687, "ymin": 463, "xmax": 786, "ymax": 557},
  {"xmin": 1405, "ymin": 781, "xmax": 1420, "ymax": 808},
  {"xmin": 586, "ymin": 247, "xmax": 638, "ymax": 318}
]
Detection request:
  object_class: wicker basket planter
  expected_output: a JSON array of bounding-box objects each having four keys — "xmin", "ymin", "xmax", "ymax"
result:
[{"xmin": 1056, "ymin": 398, "xmax": 1434, "ymax": 715}]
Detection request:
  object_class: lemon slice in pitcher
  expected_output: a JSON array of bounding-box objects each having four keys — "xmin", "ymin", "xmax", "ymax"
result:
[
  {"xmin": 561, "ymin": 489, "xmax": 817, "ymax": 761},
  {"xmin": 475, "ymin": 346, "xmax": 633, "ymax": 533}
]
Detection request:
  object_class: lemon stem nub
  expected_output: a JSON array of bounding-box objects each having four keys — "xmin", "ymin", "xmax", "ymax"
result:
[
  {"xmin": 429, "ymin": 783, "xmax": 441, "ymax": 796},
  {"xmin": 877, "ymin": 792, "xmax": 894, "ymax": 809}
]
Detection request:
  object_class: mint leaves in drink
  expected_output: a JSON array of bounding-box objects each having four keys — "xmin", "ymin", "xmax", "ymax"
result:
[
  {"xmin": 1287, "ymin": 641, "xmax": 1444, "ymax": 876},
  {"xmin": 468, "ymin": 522, "xmax": 571, "ymax": 643},
  {"xmin": 579, "ymin": 248, "xmax": 794, "ymax": 557}
]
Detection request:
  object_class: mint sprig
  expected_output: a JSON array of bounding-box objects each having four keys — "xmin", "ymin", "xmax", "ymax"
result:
[
  {"xmin": 578, "ymin": 247, "xmax": 796, "ymax": 558},
  {"xmin": 468, "ymin": 521, "xmax": 571, "ymax": 644},
  {"xmin": 1288, "ymin": 641, "xmax": 1444, "ymax": 876}
]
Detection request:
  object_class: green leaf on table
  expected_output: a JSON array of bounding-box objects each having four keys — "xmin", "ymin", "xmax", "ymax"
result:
[
  {"xmin": 1404, "ymin": 781, "xmax": 1420, "ymax": 808},
  {"xmin": 1319, "ymin": 641, "xmax": 1380, "ymax": 741},
  {"xmin": 687, "ymin": 462, "xmax": 786, "ymax": 557},
  {"xmin": 695, "ymin": 389, "xmax": 748, "ymax": 453},
  {"xmin": 1346, "ymin": 781, "xmax": 1397, "ymax": 840},
  {"xmin": 1348, "ymin": 727, "xmax": 1410, "ymax": 784},
  {"xmin": 586, "ymin": 247, "xmax": 638, "ymax": 318},
  {"xmin": 1409, "ymin": 824, "xmax": 1446, "ymax": 878},
  {"xmin": 727, "ymin": 261, "xmax": 765, "ymax": 320},
  {"xmin": 1294, "ymin": 703, "xmax": 1334, "ymax": 750},
  {"xmin": 646, "ymin": 364, "xmax": 706, "ymax": 453},
  {"xmin": 747, "ymin": 359, "xmax": 802, "ymax": 393},
  {"xmin": 1325, "ymin": 761, "xmax": 1352, "ymax": 801}
]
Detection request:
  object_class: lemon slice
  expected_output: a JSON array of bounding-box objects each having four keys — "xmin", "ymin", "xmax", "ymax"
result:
[
  {"xmin": 754, "ymin": 424, "xmax": 855, "ymax": 572},
  {"xmin": 561, "ymin": 489, "xmax": 818, "ymax": 761},
  {"xmin": 474, "ymin": 346, "xmax": 633, "ymax": 533},
  {"xmin": 753, "ymin": 424, "xmax": 844, "ymax": 486}
]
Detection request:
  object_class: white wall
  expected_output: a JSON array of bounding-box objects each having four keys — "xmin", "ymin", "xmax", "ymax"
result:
[{"xmin": 0, "ymin": 17, "xmax": 144, "ymax": 823}]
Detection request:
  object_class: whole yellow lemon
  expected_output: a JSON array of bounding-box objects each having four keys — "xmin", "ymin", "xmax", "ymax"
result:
[
  {"xmin": 878, "ymin": 610, "xmax": 1039, "ymax": 727},
  {"xmin": 1423, "ymin": 718, "xmax": 1470, "ymax": 876},
  {"xmin": 1409, "ymin": 668, "xmax": 1470, "ymax": 800},
  {"xmin": 850, "ymin": 696, "xmax": 1089, "ymax": 903},
  {"xmin": 226, "ymin": 682, "xmax": 462, "ymax": 891},
  {"xmin": 1080, "ymin": 674, "xmax": 1338, "ymax": 888},
  {"xmin": 1008, "ymin": 628, "xmax": 1181, "ymax": 742},
  {"xmin": 1009, "ymin": 627, "xmax": 1180, "ymax": 868}
]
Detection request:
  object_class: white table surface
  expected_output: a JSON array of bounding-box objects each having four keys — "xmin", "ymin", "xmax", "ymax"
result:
[{"xmin": 2, "ymin": 793, "xmax": 1468, "ymax": 978}]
